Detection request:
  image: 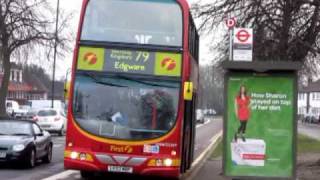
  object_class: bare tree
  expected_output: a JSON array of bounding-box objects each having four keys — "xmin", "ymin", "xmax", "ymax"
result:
[
  {"xmin": 0, "ymin": 0, "xmax": 71, "ymax": 117},
  {"xmin": 198, "ymin": 65, "xmax": 224, "ymax": 114},
  {"xmin": 193, "ymin": 0, "xmax": 320, "ymax": 76}
]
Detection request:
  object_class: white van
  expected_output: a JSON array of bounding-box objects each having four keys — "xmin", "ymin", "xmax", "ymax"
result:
[
  {"xmin": 6, "ymin": 100, "xmax": 20, "ymax": 116},
  {"xmin": 27, "ymin": 100, "xmax": 64, "ymax": 110}
]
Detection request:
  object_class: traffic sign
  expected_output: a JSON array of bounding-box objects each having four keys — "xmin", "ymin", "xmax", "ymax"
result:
[
  {"xmin": 232, "ymin": 28, "xmax": 253, "ymax": 61},
  {"xmin": 226, "ymin": 18, "xmax": 236, "ymax": 29}
]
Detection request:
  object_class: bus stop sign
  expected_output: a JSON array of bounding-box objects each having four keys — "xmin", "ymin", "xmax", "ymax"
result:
[{"xmin": 232, "ymin": 28, "xmax": 253, "ymax": 61}]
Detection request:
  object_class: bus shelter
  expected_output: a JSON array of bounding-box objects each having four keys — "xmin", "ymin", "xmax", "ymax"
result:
[{"xmin": 222, "ymin": 61, "xmax": 300, "ymax": 179}]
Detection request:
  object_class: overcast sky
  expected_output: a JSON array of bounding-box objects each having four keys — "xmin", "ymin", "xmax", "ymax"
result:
[{"xmin": 54, "ymin": 0, "xmax": 215, "ymax": 79}]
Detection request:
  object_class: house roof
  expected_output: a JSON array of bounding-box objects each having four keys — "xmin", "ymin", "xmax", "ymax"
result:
[
  {"xmin": 0, "ymin": 74, "xmax": 32, "ymax": 92},
  {"xmin": 8, "ymin": 82, "xmax": 33, "ymax": 91},
  {"xmin": 0, "ymin": 65, "xmax": 48, "ymax": 93}
]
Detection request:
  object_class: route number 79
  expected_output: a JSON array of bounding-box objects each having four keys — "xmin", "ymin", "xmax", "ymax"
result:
[{"xmin": 136, "ymin": 51, "xmax": 150, "ymax": 62}]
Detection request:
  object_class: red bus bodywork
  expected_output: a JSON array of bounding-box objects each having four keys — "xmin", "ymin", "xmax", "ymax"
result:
[{"xmin": 64, "ymin": 0, "xmax": 198, "ymax": 178}]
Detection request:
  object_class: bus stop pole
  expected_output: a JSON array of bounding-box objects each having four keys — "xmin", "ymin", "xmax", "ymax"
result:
[{"xmin": 229, "ymin": 29, "xmax": 233, "ymax": 61}]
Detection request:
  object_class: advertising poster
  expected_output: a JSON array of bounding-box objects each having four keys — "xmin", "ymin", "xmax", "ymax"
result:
[{"xmin": 224, "ymin": 73, "xmax": 295, "ymax": 178}]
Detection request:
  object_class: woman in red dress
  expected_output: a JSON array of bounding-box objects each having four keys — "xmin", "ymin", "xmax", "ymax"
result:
[{"xmin": 234, "ymin": 85, "xmax": 250, "ymax": 142}]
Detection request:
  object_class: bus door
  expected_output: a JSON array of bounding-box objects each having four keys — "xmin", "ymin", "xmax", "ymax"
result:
[{"xmin": 181, "ymin": 93, "xmax": 196, "ymax": 173}]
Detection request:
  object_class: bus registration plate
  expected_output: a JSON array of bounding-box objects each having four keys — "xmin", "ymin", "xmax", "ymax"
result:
[{"xmin": 108, "ymin": 166, "xmax": 133, "ymax": 173}]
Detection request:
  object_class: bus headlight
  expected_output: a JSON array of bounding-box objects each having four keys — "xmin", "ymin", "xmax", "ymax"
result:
[
  {"xmin": 70, "ymin": 151, "xmax": 79, "ymax": 159},
  {"xmin": 164, "ymin": 158, "xmax": 173, "ymax": 167}
]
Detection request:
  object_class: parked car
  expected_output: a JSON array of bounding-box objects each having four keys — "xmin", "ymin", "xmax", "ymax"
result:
[
  {"xmin": 34, "ymin": 108, "xmax": 66, "ymax": 136},
  {"xmin": 0, "ymin": 120, "xmax": 52, "ymax": 168},
  {"xmin": 196, "ymin": 109, "xmax": 205, "ymax": 124}
]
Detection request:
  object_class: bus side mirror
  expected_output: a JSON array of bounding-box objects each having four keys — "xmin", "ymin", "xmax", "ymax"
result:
[{"xmin": 184, "ymin": 82, "xmax": 193, "ymax": 101}]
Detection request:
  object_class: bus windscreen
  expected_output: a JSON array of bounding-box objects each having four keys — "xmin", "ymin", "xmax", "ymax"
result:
[
  {"xmin": 72, "ymin": 73, "xmax": 180, "ymax": 140},
  {"xmin": 81, "ymin": 0, "xmax": 183, "ymax": 47}
]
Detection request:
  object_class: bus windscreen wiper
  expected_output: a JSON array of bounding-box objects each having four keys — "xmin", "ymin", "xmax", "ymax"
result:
[
  {"xmin": 115, "ymin": 75, "xmax": 178, "ymax": 89},
  {"xmin": 84, "ymin": 72, "xmax": 128, "ymax": 88}
]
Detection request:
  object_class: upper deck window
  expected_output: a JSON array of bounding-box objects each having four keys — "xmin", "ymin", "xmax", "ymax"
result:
[{"xmin": 81, "ymin": 0, "xmax": 183, "ymax": 47}]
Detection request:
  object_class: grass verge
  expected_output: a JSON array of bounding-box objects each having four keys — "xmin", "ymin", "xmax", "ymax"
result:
[
  {"xmin": 210, "ymin": 137, "xmax": 222, "ymax": 159},
  {"xmin": 297, "ymin": 134, "xmax": 320, "ymax": 154}
]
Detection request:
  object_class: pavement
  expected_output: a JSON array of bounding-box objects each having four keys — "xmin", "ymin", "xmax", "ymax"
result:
[{"xmin": 196, "ymin": 158, "xmax": 227, "ymax": 180}]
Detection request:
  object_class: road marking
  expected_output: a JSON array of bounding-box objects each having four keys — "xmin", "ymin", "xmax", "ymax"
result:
[{"xmin": 41, "ymin": 170, "xmax": 78, "ymax": 180}]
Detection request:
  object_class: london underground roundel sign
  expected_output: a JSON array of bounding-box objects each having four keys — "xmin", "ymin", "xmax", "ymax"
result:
[
  {"xmin": 236, "ymin": 29, "xmax": 251, "ymax": 43},
  {"xmin": 233, "ymin": 28, "xmax": 253, "ymax": 44}
]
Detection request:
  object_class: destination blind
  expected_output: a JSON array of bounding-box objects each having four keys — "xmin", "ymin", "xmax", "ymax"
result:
[{"xmin": 77, "ymin": 46, "xmax": 182, "ymax": 77}]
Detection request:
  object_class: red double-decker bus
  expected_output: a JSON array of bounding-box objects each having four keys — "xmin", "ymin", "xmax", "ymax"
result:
[{"xmin": 64, "ymin": 0, "xmax": 199, "ymax": 178}]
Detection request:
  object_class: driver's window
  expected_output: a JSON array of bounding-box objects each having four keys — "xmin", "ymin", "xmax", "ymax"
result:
[{"xmin": 33, "ymin": 124, "xmax": 41, "ymax": 135}]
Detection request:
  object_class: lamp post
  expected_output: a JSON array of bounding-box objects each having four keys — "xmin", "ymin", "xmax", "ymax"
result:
[{"xmin": 51, "ymin": 0, "xmax": 60, "ymax": 108}]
